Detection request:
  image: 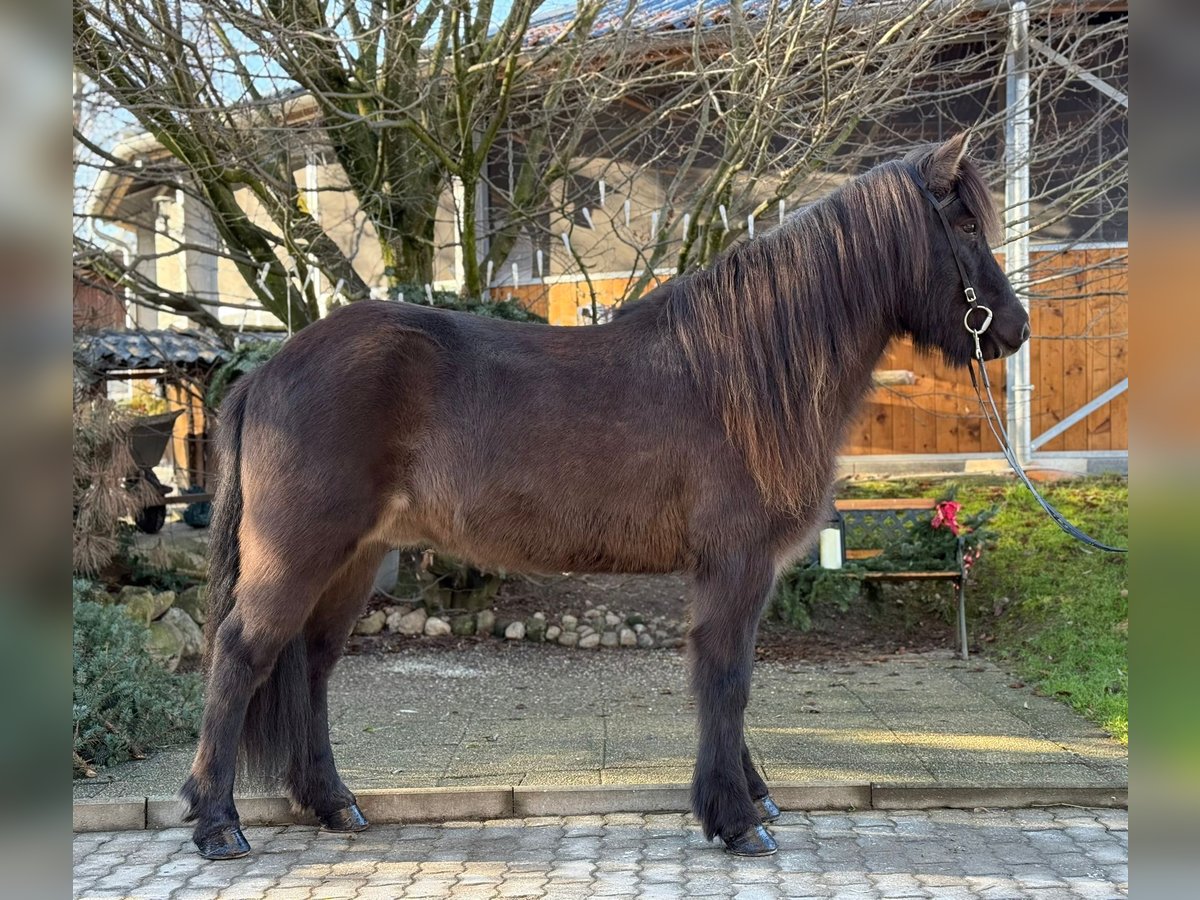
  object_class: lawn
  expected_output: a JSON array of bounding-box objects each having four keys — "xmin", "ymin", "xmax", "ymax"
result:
[{"xmin": 839, "ymin": 475, "xmax": 1129, "ymax": 743}]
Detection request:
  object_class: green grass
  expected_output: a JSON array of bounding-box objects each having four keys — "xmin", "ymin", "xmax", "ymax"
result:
[{"xmin": 839, "ymin": 475, "xmax": 1128, "ymax": 743}]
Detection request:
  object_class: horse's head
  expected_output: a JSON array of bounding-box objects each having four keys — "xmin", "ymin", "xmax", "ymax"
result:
[{"xmin": 900, "ymin": 134, "xmax": 1030, "ymax": 366}]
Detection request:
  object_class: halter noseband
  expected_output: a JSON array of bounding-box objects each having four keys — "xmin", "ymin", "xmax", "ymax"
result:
[{"xmin": 904, "ymin": 164, "xmax": 992, "ymax": 360}]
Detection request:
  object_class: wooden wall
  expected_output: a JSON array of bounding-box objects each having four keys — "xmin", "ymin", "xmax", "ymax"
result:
[{"xmin": 503, "ymin": 247, "xmax": 1128, "ymax": 456}]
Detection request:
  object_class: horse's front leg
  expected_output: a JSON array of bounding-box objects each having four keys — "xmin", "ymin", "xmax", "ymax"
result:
[{"xmin": 689, "ymin": 552, "xmax": 777, "ymax": 856}]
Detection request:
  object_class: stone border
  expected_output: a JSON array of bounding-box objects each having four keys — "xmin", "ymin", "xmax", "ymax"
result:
[{"xmin": 72, "ymin": 782, "xmax": 1127, "ymax": 833}]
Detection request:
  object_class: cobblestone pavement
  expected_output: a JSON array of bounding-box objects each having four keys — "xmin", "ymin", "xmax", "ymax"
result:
[{"xmin": 73, "ymin": 806, "xmax": 1126, "ymax": 899}]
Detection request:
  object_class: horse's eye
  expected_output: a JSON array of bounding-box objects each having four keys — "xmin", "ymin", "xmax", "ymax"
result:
[{"xmin": 962, "ymin": 221, "xmax": 978, "ymax": 235}]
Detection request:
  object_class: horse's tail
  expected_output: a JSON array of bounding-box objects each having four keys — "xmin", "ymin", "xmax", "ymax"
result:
[{"xmin": 202, "ymin": 376, "xmax": 312, "ymax": 789}]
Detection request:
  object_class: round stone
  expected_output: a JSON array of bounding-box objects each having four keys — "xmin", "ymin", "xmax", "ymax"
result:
[
  {"xmin": 633, "ymin": 623, "xmax": 647, "ymax": 634},
  {"xmin": 423, "ymin": 616, "xmax": 451, "ymax": 637},
  {"xmin": 637, "ymin": 632, "xmax": 655, "ymax": 649},
  {"xmin": 393, "ymin": 608, "xmax": 427, "ymax": 636},
  {"xmin": 353, "ymin": 610, "xmax": 386, "ymax": 636},
  {"xmin": 578, "ymin": 632, "xmax": 601, "ymax": 649},
  {"xmin": 451, "ymin": 615, "xmax": 477, "ymax": 637},
  {"xmin": 558, "ymin": 631, "xmax": 579, "ymax": 647},
  {"xmin": 524, "ymin": 617, "xmax": 546, "ymax": 642},
  {"xmin": 604, "ymin": 612, "xmax": 622, "ymax": 628},
  {"xmin": 618, "ymin": 628, "xmax": 637, "ymax": 648},
  {"xmin": 504, "ymin": 620, "xmax": 526, "ymax": 641},
  {"xmin": 545, "ymin": 625, "xmax": 562, "ymax": 641},
  {"xmin": 577, "ymin": 625, "xmax": 595, "ymax": 638},
  {"xmin": 475, "ymin": 610, "xmax": 496, "ymax": 636},
  {"xmin": 600, "ymin": 631, "xmax": 619, "ymax": 648},
  {"xmin": 561, "ymin": 615, "xmax": 578, "ymax": 631}
]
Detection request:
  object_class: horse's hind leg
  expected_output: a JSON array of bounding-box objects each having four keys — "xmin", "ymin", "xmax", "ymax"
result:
[
  {"xmin": 182, "ymin": 564, "xmax": 329, "ymax": 859},
  {"xmin": 287, "ymin": 547, "xmax": 387, "ymax": 832},
  {"xmin": 741, "ymin": 744, "xmax": 780, "ymax": 822},
  {"xmin": 689, "ymin": 552, "xmax": 778, "ymax": 856}
]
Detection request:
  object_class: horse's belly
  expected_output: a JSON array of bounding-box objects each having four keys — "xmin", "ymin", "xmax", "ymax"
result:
[{"xmin": 398, "ymin": 471, "xmax": 693, "ymax": 576}]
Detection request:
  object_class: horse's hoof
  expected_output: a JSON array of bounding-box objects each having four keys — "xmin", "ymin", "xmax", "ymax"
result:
[
  {"xmin": 320, "ymin": 803, "xmax": 369, "ymax": 833},
  {"xmin": 195, "ymin": 825, "xmax": 250, "ymax": 860},
  {"xmin": 723, "ymin": 824, "xmax": 778, "ymax": 857},
  {"xmin": 754, "ymin": 794, "xmax": 782, "ymax": 823}
]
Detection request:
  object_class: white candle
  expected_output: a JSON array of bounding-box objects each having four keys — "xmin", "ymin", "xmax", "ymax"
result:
[{"xmin": 819, "ymin": 528, "xmax": 843, "ymax": 570}]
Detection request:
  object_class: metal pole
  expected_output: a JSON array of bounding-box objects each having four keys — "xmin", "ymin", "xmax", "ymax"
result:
[{"xmin": 1005, "ymin": 0, "xmax": 1033, "ymax": 465}]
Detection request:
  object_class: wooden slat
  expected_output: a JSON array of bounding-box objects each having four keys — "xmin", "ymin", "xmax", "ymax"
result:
[
  {"xmin": 1031, "ymin": 253, "xmax": 1065, "ymax": 451},
  {"xmin": 845, "ymin": 548, "xmax": 884, "ymax": 560},
  {"xmin": 835, "ymin": 498, "xmax": 937, "ymax": 511},
  {"xmin": 860, "ymin": 570, "xmax": 960, "ymax": 580}
]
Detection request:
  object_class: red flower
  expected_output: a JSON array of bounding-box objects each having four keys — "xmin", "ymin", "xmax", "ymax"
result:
[{"xmin": 931, "ymin": 500, "xmax": 962, "ymax": 536}]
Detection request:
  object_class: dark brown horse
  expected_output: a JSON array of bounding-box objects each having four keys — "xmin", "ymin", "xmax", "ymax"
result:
[{"xmin": 182, "ymin": 134, "xmax": 1029, "ymax": 858}]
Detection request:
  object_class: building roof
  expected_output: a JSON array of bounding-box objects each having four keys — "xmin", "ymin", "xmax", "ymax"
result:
[{"xmin": 73, "ymin": 328, "xmax": 278, "ymax": 373}]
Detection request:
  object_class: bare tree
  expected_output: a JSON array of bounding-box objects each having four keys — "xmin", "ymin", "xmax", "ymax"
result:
[{"xmin": 73, "ymin": 0, "xmax": 1126, "ymax": 339}]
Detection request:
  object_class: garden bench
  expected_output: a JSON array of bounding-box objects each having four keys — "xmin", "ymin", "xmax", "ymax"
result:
[{"xmin": 833, "ymin": 498, "xmax": 972, "ymax": 660}]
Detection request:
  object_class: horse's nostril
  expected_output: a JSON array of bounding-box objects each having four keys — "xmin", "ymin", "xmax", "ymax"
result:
[{"xmin": 1021, "ymin": 322, "xmax": 1031, "ymax": 342}]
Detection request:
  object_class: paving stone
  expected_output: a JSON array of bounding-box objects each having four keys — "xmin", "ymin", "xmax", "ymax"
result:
[{"xmin": 72, "ymin": 807, "xmax": 1126, "ymax": 899}]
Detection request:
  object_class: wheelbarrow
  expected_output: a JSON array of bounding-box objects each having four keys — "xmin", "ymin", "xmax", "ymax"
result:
[{"xmin": 127, "ymin": 409, "xmax": 184, "ymax": 534}]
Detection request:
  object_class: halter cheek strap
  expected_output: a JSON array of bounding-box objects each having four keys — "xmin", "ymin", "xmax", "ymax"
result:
[
  {"xmin": 903, "ymin": 163, "xmax": 1126, "ymax": 554},
  {"xmin": 904, "ymin": 163, "xmax": 993, "ymax": 361}
]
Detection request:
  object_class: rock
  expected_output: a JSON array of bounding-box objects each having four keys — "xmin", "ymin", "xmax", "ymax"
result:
[
  {"xmin": 392, "ymin": 608, "xmax": 428, "ymax": 636},
  {"xmin": 176, "ymin": 584, "xmax": 208, "ymax": 625},
  {"xmin": 532, "ymin": 611, "xmax": 546, "ymax": 621},
  {"xmin": 525, "ymin": 617, "xmax": 546, "ymax": 642},
  {"xmin": 161, "ymin": 607, "xmax": 204, "ymax": 658},
  {"xmin": 493, "ymin": 618, "xmax": 511, "ymax": 638},
  {"xmin": 505, "ymin": 621, "xmax": 526, "ymax": 641},
  {"xmin": 354, "ymin": 610, "xmax": 386, "ymax": 635},
  {"xmin": 545, "ymin": 625, "xmax": 562, "ymax": 642},
  {"xmin": 476, "ymin": 610, "xmax": 496, "ymax": 636},
  {"xmin": 451, "ymin": 615, "xmax": 477, "ymax": 637},
  {"xmin": 637, "ymin": 632, "xmax": 655, "ymax": 649},
  {"xmin": 604, "ymin": 612, "xmax": 622, "ymax": 628},
  {"xmin": 424, "ymin": 616, "xmax": 451, "ymax": 637},
  {"xmin": 577, "ymin": 625, "xmax": 595, "ymax": 638},
  {"xmin": 625, "ymin": 613, "xmax": 645, "ymax": 627},
  {"xmin": 558, "ymin": 630, "xmax": 579, "ymax": 647},
  {"xmin": 384, "ymin": 606, "xmax": 413, "ymax": 632},
  {"xmin": 619, "ymin": 628, "xmax": 637, "ymax": 648},
  {"xmin": 600, "ymin": 631, "xmax": 619, "ymax": 648},
  {"xmin": 582, "ymin": 608, "xmax": 601, "ymax": 620},
  {"xmin": 595, "ymin": 605, "xmax": 608, "ymax": 614},
  {"xmin": 654, "ymin": 629, "xmax": 671, "ymax": 642},
  {"xmin": 633, "ymin": 623, "xmax": 646, "ymax": 634},
  {"xmin": 560, "ymin": 615, "xmax": 578, "ymax": 632},
  {"xmin": 578, "ymin": 632, "xmax": 600, "ymax": 649},
  {"xmin": 117, "ymin": 586, "xmax": 173, "ymax": 624},
  {"xmin": 146, "ymin": 619, "xmax": 184, "ymax": 672}
]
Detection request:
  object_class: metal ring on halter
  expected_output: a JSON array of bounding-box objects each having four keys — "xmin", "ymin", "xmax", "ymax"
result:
[{"xmin": 963, "ymin": 304, "xmax": 993, "ymax": 335}]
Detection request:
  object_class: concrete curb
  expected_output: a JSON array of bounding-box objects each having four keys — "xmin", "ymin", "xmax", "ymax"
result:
[{"xmin": 71, "ymin": 781, "xmax": 1128, "ymax": 833}]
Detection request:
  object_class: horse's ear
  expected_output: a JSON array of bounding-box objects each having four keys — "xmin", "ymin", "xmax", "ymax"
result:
[{"xmin": 925, "ymin": 132, "xmax": 972, "ymax": 195}]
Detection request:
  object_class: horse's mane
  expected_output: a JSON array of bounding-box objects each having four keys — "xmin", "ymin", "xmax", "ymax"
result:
[{"xmin": 644, "ymin": 145, "xmax": 999, "ymax": 513}]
